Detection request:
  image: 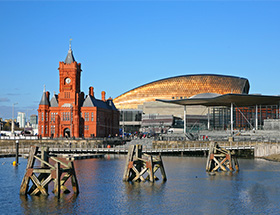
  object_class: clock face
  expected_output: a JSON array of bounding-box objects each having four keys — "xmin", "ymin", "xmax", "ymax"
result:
[{"xmin": 65, "ymin": 78, "xmax": 71, "ymax": 84}]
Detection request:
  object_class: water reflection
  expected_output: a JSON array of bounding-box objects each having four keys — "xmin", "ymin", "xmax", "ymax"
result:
[
  {"xmin": 1, "ymin": 156, "xmax": 280, "ymax": 214},
  {"xmin": 20, "ymin": 194, "xmax": 79, "ymax": 214}
]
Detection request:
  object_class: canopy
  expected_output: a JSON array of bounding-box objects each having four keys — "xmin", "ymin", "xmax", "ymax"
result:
[{"xmin": 156, "ymin": 93, "xmax": 280, "ymax": 107}]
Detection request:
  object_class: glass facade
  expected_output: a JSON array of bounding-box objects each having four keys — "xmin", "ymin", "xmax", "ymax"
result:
[
  {"xmin": 211, "ymin": 105, "xmax": 280, "ymax": 130},
  {"xmin": 119, "ymin": 109, "xmax": 142, "ymax": 134},
  {"xmin": 120, "ymin": 110, "xmax": 142, "ymax": 122}
]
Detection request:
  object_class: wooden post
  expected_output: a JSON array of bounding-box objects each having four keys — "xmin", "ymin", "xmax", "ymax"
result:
[
  {"xmin": 123, "ymin": 145, "xmax": 135, "ymax": 181},
  {"xmin": 20, "ymin": 146, "xmax": 38, "ymax": 195},
  {"xmin": 54, "ymin": 162, "xmax": 61, "ymax": 198},
  {"xmin": 148, "ymin": 155, "xmax": 154, "ymax": 182},
  {"xmin": 20, "ymin": 146, "xmax": 79, "ymax": 197},
  {"xmin": 158, "ymin": 155, "xmax": 167, "ymax": 182},
  {"xmin": 69, "ymin": 161, "xmax": 79, "ymax": 194},
  {"xmin": 123, "ymin": 145, "xmax": 167, "ymax": 182},
  {"xmin": 15, "ymin": 140, "xmax": 19, "ymax": 165},
  {"xmin": 206, "ymin": 142, "xmax": 239, "ymax": 173}
]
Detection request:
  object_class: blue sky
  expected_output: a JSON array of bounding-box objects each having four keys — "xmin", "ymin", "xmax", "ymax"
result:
[{"xmin": 0, "ymin": 1, "xmax": 280, "ymax": 119}]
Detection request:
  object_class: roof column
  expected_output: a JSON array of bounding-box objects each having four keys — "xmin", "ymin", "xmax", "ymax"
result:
[
  {"xmin": 255, "ymin": 105, "xmax": 258, "ymax": 130},
  {"xmin": 208, "ymin": 107, "xmax": 210, "ymax": 130},
  {"xmin": 231, "ymin": 103, "xmax": 234, "ymax": 136},
  {"xmin": 184, "ymin": 105, "xmax": 186, "ymax": 134}
]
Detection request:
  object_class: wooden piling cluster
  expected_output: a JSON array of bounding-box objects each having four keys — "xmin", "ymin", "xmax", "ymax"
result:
[
  {"xmin": 123, "ymin": 145, "xmax": 167, "ymax": 182},
  {"xmin": 206, "ymin": 142, "xmax": 239, "ymax": 173},
  {"xmin": 20, "ymin": 146, "xmax": 79, "ymax": 198}
]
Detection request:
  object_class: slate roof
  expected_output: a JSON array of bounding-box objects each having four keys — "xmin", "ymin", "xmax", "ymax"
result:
[
  {"xmin": 82, "ymin": 95, "xmax": 118, "ymax": 110},
  {"xmin": 65, "ymin": 48, "xmax": 75, "ymax": 64},
  {"xmin": 50, "ymin": 94, "xmax": 58, "ymax": 107},
  {"xmin": 106, "ymin": 99, "xmax": 118, "ymax": 110},
  {"xmin": 39, "ymin": 92, "xmax": 50, "ymax": 106}
]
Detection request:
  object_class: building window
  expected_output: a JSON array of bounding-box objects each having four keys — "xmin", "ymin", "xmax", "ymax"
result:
[
  {"xmin": 85, "ymin": 112, "xmax": 89, "ymax": 121},
  {"xmin": 41, "ymin": 125, "xmax": 44, "ymax": 134},
  {"xmin": 41, "ymin": 113, "xmax": 44, "ymax": 121},
  {"xmin": 46, "ymin": 112, "xmax": 48, "ymax": 121},
  {"xmin": 51, "ymin": 125, "xmax": 55, "ymax": 134},
  {"xmin": 51, "ymin": 113, "xmax": 56, "ymax": 122},
  {"xmin": 62, "ymin": 112, "xmax": 70, "ymax": 121},
  {"xmin": 45, "ymin": 126, "xmax": 48, "ymax": 134},
  {"xmin": 64, "ymin": 92, "xmax": 70, "ymax": 98},
  {"xmin": 91, "ymin": 112, "xmax": 94, "ymax": 121},
  {"xmin": 84, "ymin": 125, "xmax": 89, "ymax": 130}
]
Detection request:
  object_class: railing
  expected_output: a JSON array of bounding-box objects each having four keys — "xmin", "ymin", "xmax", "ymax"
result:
[
  {"xmin": 0, "ymin": 141, "xmax": 257, "ymax": 156},
  {"xmin": 0, "ymin": 136, "xmax": 39, "ymax": 140}
]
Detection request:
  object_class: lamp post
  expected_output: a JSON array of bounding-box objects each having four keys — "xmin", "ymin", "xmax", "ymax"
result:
[
  {"xmin": 11, "ymin": 103, "xmax": 18, "ymax": 137},
  {"xmin": 70, "ymin": 104, "xmax": 73, "ymax": 138},
  {"xmin": 70, "ymin": 102, "xmax": 74, "ymax": 138},
  {"xmin": 122, "ymin": 105, "xmax": 125, "ymax": 138}
]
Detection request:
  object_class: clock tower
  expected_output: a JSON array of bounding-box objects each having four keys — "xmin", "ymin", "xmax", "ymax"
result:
[
  {"xmin": 58, "ymin": 40, "xmax": 82, "ymax": 105},
  {"xmin": 57, "ymin": 40, "xmax": 82, "ymax": 137}
]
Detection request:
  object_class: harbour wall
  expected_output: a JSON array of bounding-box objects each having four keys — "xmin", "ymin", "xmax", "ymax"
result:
[{"xmin": 1, "ymin": 139, "xmax": 280, "ymax": 158}]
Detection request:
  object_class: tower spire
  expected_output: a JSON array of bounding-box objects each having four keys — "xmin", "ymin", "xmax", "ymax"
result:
[{"xmin": 65, "ymin": 39, "xmax": 75, "ymax": 64}]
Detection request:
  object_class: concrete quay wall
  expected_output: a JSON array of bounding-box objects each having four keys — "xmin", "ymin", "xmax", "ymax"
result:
[{"xmin": 254, "ymin": 144, "xmax": 280, "ymax": 157}]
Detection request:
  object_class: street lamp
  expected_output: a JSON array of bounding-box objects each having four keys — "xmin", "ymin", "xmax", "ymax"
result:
[
  {"xmin": 11, "ymin": 103, "xmax": 18, "ymax": 137},
  {"xmin": 70, "ymin": 102, "xmax": 74, "ymax": 138},
  {"xmin": 70, "ymin": 104, "xmax": 73, "ymax": 138}
]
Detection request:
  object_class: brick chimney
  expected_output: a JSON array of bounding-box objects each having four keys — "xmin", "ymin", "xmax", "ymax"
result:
[
  {"xmin": 46, "ymin": 91, "xmax": 50, "ymax": 101},
  {"xmin": 89, "ymin": 87, "xmax": 94, "ymax": 97},
  {"xmin": 101, "ymin": 91, "xmax": 106, "ymax": 101}
]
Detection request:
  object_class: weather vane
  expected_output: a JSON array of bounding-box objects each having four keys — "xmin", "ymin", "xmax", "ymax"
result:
[{"xmin": 69, "ymin": 38, "xmax": 72, "ymax": 49}]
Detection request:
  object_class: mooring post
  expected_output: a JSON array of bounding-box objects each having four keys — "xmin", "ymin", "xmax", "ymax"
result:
[
  {"xmin": 41, "ymin": 147, "xmax": 49, "ymax": 193},
  {"xmin": 69, "ymin": 161, "xmax": 80, "ymax": 195},
  {"xmin": 123, "ymin": 144, "xmax": 167, "ymax": 182},
  {"xmin": 15, "ymin": 140, "xmax": 19, "ymax": 165},
  {"xmin": 20, "ymin": 146, "xmax": 79, "ymax": 197},
  {"xmin": 158, "ymin": 155, "xmax": 167, "ymax": 182},
  {"xmin": 54, "ymin": 162, "xmax": 61, "ymax": 198},
  {"xmin": 206, "ymin": 142, "xmax": 239, "ymax": 173}
]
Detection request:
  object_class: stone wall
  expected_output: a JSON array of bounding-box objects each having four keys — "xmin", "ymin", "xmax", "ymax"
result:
[
  {"xmin": 254, "ymin": 144, "xmax": 280, "ymax": 157},
  {"xmin": 263, "ymin": 119, "xmax": 280, "ymax": 130}
]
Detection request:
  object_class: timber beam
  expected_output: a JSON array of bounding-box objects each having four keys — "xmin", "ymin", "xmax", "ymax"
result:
[
  {"xmin": 123, "ymin": 144, "xmax": 167, "ymax": 182},
  {"xmin": 206, "ymin": 142, "xmax": 239, "ymax": 173},
  {"xmin": 20, "ymin": 146, "xmax": 79, "ymax": 198}
]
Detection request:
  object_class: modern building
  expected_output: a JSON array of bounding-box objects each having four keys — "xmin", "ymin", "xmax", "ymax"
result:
[
  {"xmin": 114, "ymin": 73, "xmax": 280, "ymax": 132},
  {"xmin": 17, "ymin": 112, "xmax": 26, "ymax": 128},
  {"xmin": 113, "ymin": 74, "xmax": 249, "ymax": 110},
  {"xmin": 30, "ymin": 114, "xmax": 38, "ymax": 129},
  {"xmin": 113, "ymin": 74, "xmax": 250, "ymax": 133},
  {"xmin": 38, "ymin": 42, "xmax": 119, "ymax": 138},
  {"xmin": 120, "ymin": 109, "xmax": 142, "ymax": 134}
]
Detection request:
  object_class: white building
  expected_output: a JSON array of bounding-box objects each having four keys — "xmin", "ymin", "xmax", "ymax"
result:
[{"xmin": 17, "ymin": 112, "xmax": 26, "ymax": 128}]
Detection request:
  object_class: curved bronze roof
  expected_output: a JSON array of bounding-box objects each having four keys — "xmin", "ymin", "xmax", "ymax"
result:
[{"xmin": 113, "ymin": 74, "xmax": 250, "ymax": 109}]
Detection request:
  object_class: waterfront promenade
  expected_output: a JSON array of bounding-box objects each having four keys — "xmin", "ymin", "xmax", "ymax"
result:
[{"xmin": 0, "ymin": 137, "xmax": 278, "ymax": 158}]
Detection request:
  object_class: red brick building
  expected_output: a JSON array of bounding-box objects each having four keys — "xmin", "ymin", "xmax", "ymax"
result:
[{"xmin": 38, "ymin": 43, "xmax": 119, "ymax": 138}]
